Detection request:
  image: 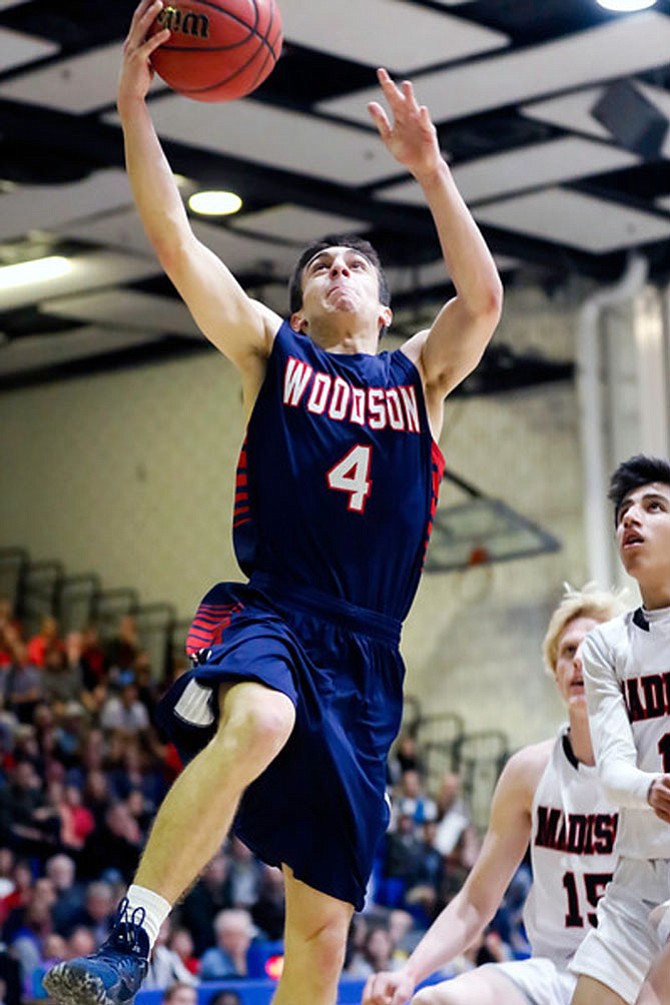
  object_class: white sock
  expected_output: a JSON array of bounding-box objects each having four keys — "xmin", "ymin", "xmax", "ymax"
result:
[{"xmin": 125, "ymin": 885, "xmax": 172, "ymax": 951}]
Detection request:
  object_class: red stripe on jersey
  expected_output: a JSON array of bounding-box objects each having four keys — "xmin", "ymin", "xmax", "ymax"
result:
[
  {"xmin": 420, "ymin": 442, "xmax": 446, "ymax": 568},
  {"xmin": 185, "ymin": 601, "xmax": 243, "ymax": 656}
]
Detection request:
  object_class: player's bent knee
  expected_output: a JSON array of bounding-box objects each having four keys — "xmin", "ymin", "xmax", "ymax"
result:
[{"xmin": 218, "ymin": 684, "xmax": 295, "ymax": 757}]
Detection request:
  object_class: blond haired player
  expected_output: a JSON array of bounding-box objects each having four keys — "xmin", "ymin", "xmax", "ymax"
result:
[{"xmin": 363, "ymin": 586, "xmax": 626, "ymax": 1005}]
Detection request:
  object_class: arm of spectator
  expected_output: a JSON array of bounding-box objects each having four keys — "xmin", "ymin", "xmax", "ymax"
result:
[{"xmin": 362, "ymin": 741, "xmax": 548, "ymax": 1005}]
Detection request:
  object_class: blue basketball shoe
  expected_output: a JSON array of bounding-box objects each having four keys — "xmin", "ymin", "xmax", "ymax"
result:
[{"xmin": 43, "ymin": 899, "xmax": 149, "ymax": 1005}]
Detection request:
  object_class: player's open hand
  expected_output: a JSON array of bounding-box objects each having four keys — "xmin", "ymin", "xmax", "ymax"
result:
[
  {"xmin": 367, "ymin": 68, "xmax": 442, "ymax": 182},
  {"xmin": 362, "ymin": 967, "xmax": 416, "ymax": 1005},
  {"xmin": 118, "ymin": 0, "xmax": 170, "ymax": 106},
  {"xmin": 648, "ymin": 775, "xmax": 670, "ymax": 823}
]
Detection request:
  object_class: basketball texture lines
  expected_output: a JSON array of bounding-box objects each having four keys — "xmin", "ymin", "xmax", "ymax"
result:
[{"xmin": 149, "ymin": 0, "xmax": 282, "ymax": 102}]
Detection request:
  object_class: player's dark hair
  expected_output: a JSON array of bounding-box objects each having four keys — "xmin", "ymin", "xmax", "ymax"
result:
[
  {"xmin": 608, "ymin": 454, "xmax": 670, "ymax": 524},
  {"xmin": 288, "ymin": 233, "xmax": 391, "ymax": 329}
]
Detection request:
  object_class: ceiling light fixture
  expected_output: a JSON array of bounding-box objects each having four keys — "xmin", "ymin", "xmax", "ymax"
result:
[
  {"xmin": 596, "ymin": 0, "xmax": 657, "ymax": 10},
  {"xmin": 0, "ymin": 255, "xmax": 71, "ymax": 291},
  {"xmin": 188, "ymin": 190, "xmax": 243, "ymax": 216}
]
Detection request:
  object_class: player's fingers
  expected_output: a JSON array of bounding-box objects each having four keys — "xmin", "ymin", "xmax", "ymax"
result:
[
  {"xmin": 128, "ymin": 0, "xmax": 157, "ymax": 36},
  {"xmin": 128, "ymin": 0, "xmax": 162, "ymax": 47},
  {"xmin": 376, "ymin": 67, "xmax": 406, "ymax": 106},
  {"xmin": 363, "ymin": 973, "xmax": 389, "ymax": 1004},
  {"xmin": 362, "ymin": 974, "xmax": 374, "ymax": 1003},
  {"xmin": 142, "ymin": 26, "xmax": 170, "ymax": 55},
  {"xmin": 367, "ymin": 101, "xmax": 391, "ymax": 138}
]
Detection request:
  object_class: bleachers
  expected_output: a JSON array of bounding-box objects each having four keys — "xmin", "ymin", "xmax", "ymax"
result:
[
  {"xmin": 407, "ymin": 698, "xmax": 510, "ymax": 833},
  {"xmin": 1, "ymin": 546, "xmax": 178, "ymax": 683}
]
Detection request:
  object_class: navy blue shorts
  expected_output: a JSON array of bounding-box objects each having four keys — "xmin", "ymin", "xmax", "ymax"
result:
[{"xmin": 156, "ymin": 573, "xmax": 404, "ymax": 911}]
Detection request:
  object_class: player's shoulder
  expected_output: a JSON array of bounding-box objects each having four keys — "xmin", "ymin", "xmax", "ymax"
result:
[
  {"xmin": 583, "ymin": 608, "xmax": 633, "ymax": 653},
  {"xmin": 499, "ymin": 738, "xmax": 553, "ymax": 796}
]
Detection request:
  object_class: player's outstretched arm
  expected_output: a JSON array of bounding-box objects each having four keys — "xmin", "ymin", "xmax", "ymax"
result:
[
  {"xmin": 117, "ymin": 0, "xmax": 280, "ymax": 391},
  {"xmin": 368, "ymin": 69, "xmax": 502, "ymax": 434},
  {"xmin": 361, "ymin": 742, "xmax": 548, "ymax": 1005},
  {"xmin": 581, "ymin": 632, "xmax": 665, "ymax": 813}
]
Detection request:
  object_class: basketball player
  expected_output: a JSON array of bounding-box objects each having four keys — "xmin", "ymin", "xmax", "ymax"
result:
[
  {"xmin": 42, "ymin": 2, "xmax": 502, "ymax": 1005},
  {"xmin": 362, "ymin": 585, "xmax": 626, "ymax": 1005},
  {"xmin": 569, "ymin": 455, "xmax": 670, "ymax": 1005}
]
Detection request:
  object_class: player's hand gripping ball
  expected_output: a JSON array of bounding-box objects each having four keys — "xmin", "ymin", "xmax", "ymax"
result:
[{"xmin": 149, "ymin": 0, "xmax": 282, "ymax": 102}]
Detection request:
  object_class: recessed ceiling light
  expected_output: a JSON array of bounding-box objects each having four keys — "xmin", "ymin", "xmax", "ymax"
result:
[
  {"xmin": 188, "ymin": 191, "xmax": 243, "ymax": 216},
  {"xmin": 596, "ymin": 0, "xmax": 656, "ymax": 10},
  {"xmin": 0, "ymin": 255, "xmax": 71, "ymax": 290}
]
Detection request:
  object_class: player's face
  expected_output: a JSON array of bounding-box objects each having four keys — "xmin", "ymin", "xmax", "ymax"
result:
[
  {"xmin": 616, "ymin": 482, "xmax": 670, "ymax": 600},
  {"xmin": 554, "ymin": 616, "xmax": 599, "ymax": 709},
  {"xmin": 293, "ymin": 246, "xmax": 392, "ymax": 334}
]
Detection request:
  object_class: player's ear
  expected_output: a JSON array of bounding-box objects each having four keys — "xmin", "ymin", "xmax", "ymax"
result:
[
  {"xmin": 379, "ymin": 305, "xmax": 393, "ymax": 331},
  {"xmin": 290, "ymin": 311, "xmax": 308, "ymax": 333}
]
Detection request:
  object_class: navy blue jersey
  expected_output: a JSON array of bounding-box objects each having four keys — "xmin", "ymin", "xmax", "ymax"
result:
[
  {"xmin": 233, "ymin": 321, "xmax": 444, "ymax": 622},
  {"xmin": 161, "ymin": 321, "xmax": 447, "ymax": 908}
]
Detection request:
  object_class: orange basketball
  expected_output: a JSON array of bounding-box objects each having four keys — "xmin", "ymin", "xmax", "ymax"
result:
[{"xmin": 148, "ymin": 0, "xmax": 282, "ymax": 102}]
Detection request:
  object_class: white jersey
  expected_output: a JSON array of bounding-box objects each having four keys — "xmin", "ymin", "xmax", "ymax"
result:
[
  {"xmin": 582, "ymin": 606, "xmax": 670, "ymax": 859},
  {"xmin": 524, "ymin": 726, "xmax": 619, "ymax": 968}
]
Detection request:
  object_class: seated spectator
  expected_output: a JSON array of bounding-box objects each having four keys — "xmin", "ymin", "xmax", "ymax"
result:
[
  {"xmin": 60, "ymin": 880, "xmax": 115, "ymax": 947},
  {"xmin": 104, "ymin": 615, "xmax": 141, "ymax": 677},
  {"xmin": 251, "ymin": 864, "xmax": 285, "ymax": 941},
  {"xmin": 227, "ymin": 836, "xmax": 263, "ymax": 910},
  {"xmin": 31, "ymin": 932, "xmax": 67, "ymax": 998},
  {"xmin": 376, "ymin": 805, "xmax": 426, "ymax": 909},
  {"xmin": 0, "ymin": 629, "xmax": 43, "ymax": 724},
  {"xmin": 402, "ymin": 818, "xmax": 446, "ymax": 925},
  {"xmin": 80, "ymin": 769, "xmax": 112, "ymax": 831},
  {"xmin": 0, "ymin": 760, "xmax": 60, "ymax": 855},
  {"xmin": 433, "ymin": 771, "xmax": 471, "ymax": 857},
  {"xmin": 0, "ymin": 858, "xmax": 32, "ymax": 926},
  {"xmin": 80, "ymin": 802, "xmax": 142, "ymax": 883},
  {"xmin": 393, "ymin": 768, "xmax": 438, "ymax": 829},
  {"xmin": 0, "ymin": 597, "xmax": 22, "ymax": 667},
  {"xmin": 41, "ymin": 646, "xmax": 81, "ymax": 712},
  {"xmin": 168, "ymin": 927, "xmax": 199, "ymax": 979},
  {"xmin": 207, "ymin": 993, "xmax": 241, "ymax": 1005},
  {"xmin": 6, "ymin": 878, "xmax": 56, "ymax": 993},
  {"xmin": 144, "ymin": 919, "xmax": 198, "ymax": 990},
  {"xmin": 388, "ymin": 732, "xmax": 425, "ymax": 788},
  {"xmin": 99, "ymin": 675, "xmax": 150, "ymax": 738},
  {"xmin": 161, "ymin": 982, "xmax": 197, "ymax": 1005},
  {"xmin": 133, "ymin": 651, "xmax": 160, "ymax": 723},
  {"xmin": 107, "ymin": 739, "xmax": 164, "ymax": 811},
  {"xmin": 26, "ymin": 616, "xmax": 65, "ymax": 670},
  {"xmin": 45, "ymin": 854, "xmax": 86, "ymax": 936},
  {"xmin": 56, "ymin": 784, "xmax": 95, "ymax": 853},
  {"xmin": 62, "ymin": 626, "xmax": 106, "ymax": 718},
  {"xmin": 65, "ymin": 925, "xmax": 96, "ymax": 960},
  {"xmin": 52, "ymin": 702, "xmax": 88, "ymax": 769},
  {"xmin": 347, "ymin": 924, "xmax": 403, "ymax": 979},
  {"xmin": 199, "ymin": 908, "xmax": 255, "ymax": 981},
  {"xmin": 78, "ymin": 625, "xmax": 108, "ymax": 689}
]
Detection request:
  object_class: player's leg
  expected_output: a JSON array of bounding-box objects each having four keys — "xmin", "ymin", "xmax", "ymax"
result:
[
  {"xmin": 411, "ymin": 968, "xmax": 532, "ymax": 1005},
  {"xmin": 135, "ymin": 679, "xmax": 295, "ymax": 901},
  {"xmin": 635, "ymin": 943, "xmax": 670, "ymax": 1005},
  {"xmin": 44, "ymin": 680, "xmax": 295, "ymax": 1005},
  {"xmin": 271, "ymin": 866, "xmax": 354, "ymax": 1005},
  {"xmin": 571, "ymin": 976, "xmax": 629, "ymax": 1005}
]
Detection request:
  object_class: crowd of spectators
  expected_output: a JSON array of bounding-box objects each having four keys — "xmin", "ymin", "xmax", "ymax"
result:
[{"xmin": 0, "ymin": 596, "xmax": 529, "ymax": 1003}]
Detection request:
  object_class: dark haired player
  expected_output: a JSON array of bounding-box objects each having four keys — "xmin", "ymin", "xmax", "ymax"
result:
[
  {"xmin": 43, "ymin": 2, "xmax": 502, "ymax": 1004},
  {"xmin": 570, "ymin": 456, "xmax": 670, "ymax": 1005}
]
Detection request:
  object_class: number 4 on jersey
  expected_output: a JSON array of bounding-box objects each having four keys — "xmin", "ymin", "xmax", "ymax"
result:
[{"xmin": 326, "ymin": 445, "xmax": 372, "ymax": 513}]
